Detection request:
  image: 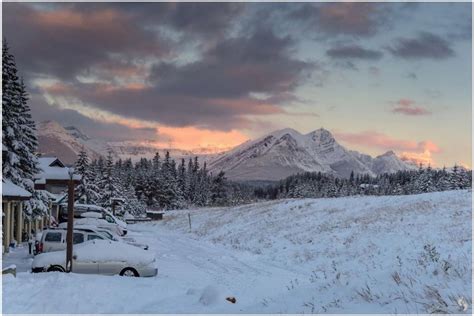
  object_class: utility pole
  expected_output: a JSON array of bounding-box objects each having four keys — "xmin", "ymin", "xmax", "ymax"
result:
[{"xmin": 66, "ymin": 168, "xmax": 75, "ymax": 272}]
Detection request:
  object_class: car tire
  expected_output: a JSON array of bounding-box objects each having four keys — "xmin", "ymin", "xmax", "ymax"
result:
[
  {"xmin": 120, "ymin": 267, "xmax": 139, "ymax": 277},
  {"xmin": 47, "ymin": 265, "xmax": 65, "ymax": 273}
]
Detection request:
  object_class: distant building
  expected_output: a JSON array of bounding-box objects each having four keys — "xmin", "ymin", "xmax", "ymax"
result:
[{"xmin": 34, "ymin": 157, "xmax": 81, "ymax": 221}]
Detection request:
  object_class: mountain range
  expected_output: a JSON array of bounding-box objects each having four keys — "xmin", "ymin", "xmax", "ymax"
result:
[
  {"xmin": 37, "ymin": 120, "xmax": 416, "ymax": 181},
  {"xmin": 208, "ymin": 128, "xmax": 415, "ymax": 181}
]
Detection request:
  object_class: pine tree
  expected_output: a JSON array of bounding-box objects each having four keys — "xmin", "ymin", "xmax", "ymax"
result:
[
  {"xmin": 2, "ymin": 39, "xmax": 47, "ymax": 216},
  {"xmin": 98, "ymin": 150, "xmax": 120, "ymax": 210},
  {"xmin": 210, "ymin": 171, "xmax": 228, "ymax": 205},
  {"xmin": 75, "ymin": 150, "xmax": 101, "ymax": 204}
]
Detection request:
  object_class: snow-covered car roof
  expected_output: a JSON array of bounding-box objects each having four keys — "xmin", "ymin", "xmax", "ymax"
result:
[
  {"xmin": 80, "ymin": 212, "xmax": 103, "ymax": 219},
  {"xmin": 58, "ymin": 218, "xmax": 111, "ymax": 228},
  {"xmin": 32, "ymin": 240, "xmax": 155, "ymax": 268}
]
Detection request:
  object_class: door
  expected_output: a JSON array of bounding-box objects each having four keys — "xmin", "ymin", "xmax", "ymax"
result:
[
  {"xmin": 98, "ymin": 260, "xmax": 125, "ymax": 276},
  {"xmin": 43, "ymin": 231, "xmax": 64, "ymax": 252},
  {"xmin": 72, "ymin": 253, "xmax": 99, "ymax": 274},
  {"xmin": 71, "ymin": 233, "xmax": 98, "ymax": 274}
]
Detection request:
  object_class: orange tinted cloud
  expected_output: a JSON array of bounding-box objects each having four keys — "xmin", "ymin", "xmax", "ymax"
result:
[
  {"xmin": 400, "ymin": 141, "xmax": 441, "ymax": 166},
  {"xmin": 335, "ymin": 130, "xmax": 441, "ymax": 166},
  {"xmin": 34, "ymin": 8, "xmax": 125, "ymax": 31},
  {"xmin": 40, "ymin": 97, "xmax": 248, "ymax": 150}
]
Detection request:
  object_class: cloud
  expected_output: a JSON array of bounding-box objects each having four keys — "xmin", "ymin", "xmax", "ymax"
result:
[
  {"xmin": 28, "ymin": 93, "xmax": 158, "ymax": 141},
  {"xmin": 3, "ymin": 3, "xmax": 244, "ymax": 82},
  {"xmin": 387, "ymin": 32, "xmax": 454, "ymax": 60},
  {"xmin": 400, "ymin": 141, "xmax": 441, "ymax": 166},
  {"xmin": 37, "ymin": 28, "xmax": 315, "ymax": 131},
  {"xmin": 326, "ymin": 45, "xmax": 383, "ymax": 60},
  {"xmin": 369, "ymin": 66, "xmax": 381, "ymax": 76},
  {"xmin": 290, "ymin": 2, "xmax": 391, "ymax": 38},
  {"xmin": 335, "ymin": 130, "xmax": 441, "ymax": 165},
  {"xmin": 3, "ymin": 3, "xmax": 171, "ymax": 81},
  {"xmin": 391, "ymin": 99, "xmax": 431, "ymax": 116}
]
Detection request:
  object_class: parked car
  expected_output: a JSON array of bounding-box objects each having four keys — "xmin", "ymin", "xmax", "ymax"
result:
[
  {"xmin": 58, "ymin": 217, "xmax": 125, "ymax": 236},
  {"xmin": 59, "ymin": 204, "xmax": 128, "ymax": 235},
  {"xmin": 73, "ymin": 224, "xmax": 149, "ymax": 250},
  {"xmin": 37, "ymin": 228, "xmax": 109, "ymax": 253},
  {"xmin": 32, "ymin": 240, "xmax": 158, "ymax": 277}
]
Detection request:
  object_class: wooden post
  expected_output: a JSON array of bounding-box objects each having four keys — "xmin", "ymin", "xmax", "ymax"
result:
[
  {"xmin": 4, "ymin": 202, "xmax": 11, "ymax": 253},
  {"xmin": 15, "ymin": 201, "xmax": 22, "ymax": 243},
  {"xmin": 188, "ymin": 213, "xmax": 192, "ymax": 232},
  {"xmin": 66, "ymin": 174, "xmax": 75, "ymax": 272},
  {"xmin": 10, "ymin": 204, "xmax": 15, "ymax": 244}
]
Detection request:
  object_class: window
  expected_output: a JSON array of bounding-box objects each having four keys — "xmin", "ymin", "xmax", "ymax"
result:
[
  {"xmin": 73, "ymin": 233, "xmax": 84, "ymax": 244},
  {"xmin": 105, "ymin": 215, "xmax": 115, "ymax": 223},
  {"xmin": 87, "ymin": 234, "xmax": 103, "ymax": 241},
  {"xmin": 45, "ymin": 232, "xmax": 62, "ymax": 242},
  {"xmin": 98, "ymin": 231, "xmax": 114, "ymax": 240}
]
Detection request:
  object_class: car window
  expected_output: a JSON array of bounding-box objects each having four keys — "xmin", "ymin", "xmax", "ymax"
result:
[
  {"xmin": 99, "ymin": 231, "xmax": 113, "ymax": 239},
  {"xmin": 87, "ymin": 234, "xmax": 103, "ymax": 241},
  {"xmin": 73, "ymin": 233, "xmax": 84, "ymax": 244},
  {"xmin": 44, "ymin": 232, "xmax": 62, "ymax": 242},
  {"xmin": 105, "ymin": 215, "xmax": 115, "ymax": 223}
]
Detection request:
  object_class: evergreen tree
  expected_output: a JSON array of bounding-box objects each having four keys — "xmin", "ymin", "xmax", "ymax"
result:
[
  {"xmin": 2, "ymin": 39, "xmax": 47, "ymax": 216},
  {"xmin": 75, "ymin": 150, "xmax": 101, "ymax": 204}
]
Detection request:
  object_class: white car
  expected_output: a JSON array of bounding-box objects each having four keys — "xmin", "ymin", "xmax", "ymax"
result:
[
  {"xmin": 60, "ymin": 204, "xmax": 128, "ymax": 235},
  {"xmin": 38, "ymin": 228, "xmax": 109, "ymax": 253},
  {"xmin": 74, "ymin": 225, "xmax": 149, "ymax": 250},
  {"xmin": 59, "ymin": 218, "xmax": 125, "ymax": 236},
  {"xmin": 32, "ymin": 240, "xmax": 158, "ymax": 277}
]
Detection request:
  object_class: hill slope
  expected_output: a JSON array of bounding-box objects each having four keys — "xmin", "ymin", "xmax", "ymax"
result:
[{"xmin": 163, "ymin": 190, "xmax": 471, "ymax": 313}]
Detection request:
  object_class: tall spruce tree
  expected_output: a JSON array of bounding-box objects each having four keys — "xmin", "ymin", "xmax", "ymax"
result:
[
  {"xmin": 75, "ymin": 150, "xmax": 101, "ymax": 204},
  {"xmin": 2, "ymin": 39, "xmax": 48, "ymax": 216}
]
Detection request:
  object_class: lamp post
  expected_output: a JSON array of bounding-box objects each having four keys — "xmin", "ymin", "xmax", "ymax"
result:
[{"xmin": 66, "ymin": 168, "xmax": 75, "ymax": 272}]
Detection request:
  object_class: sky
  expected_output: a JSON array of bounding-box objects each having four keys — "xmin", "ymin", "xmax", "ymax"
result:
[{"xmin": 3, "ymin": 2, "xmax": 472, "ymax": 167}]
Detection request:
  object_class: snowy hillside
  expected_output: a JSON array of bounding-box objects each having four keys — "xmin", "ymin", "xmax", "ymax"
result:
[
  {"xmin": 37, "ymin": 121, "xmax": 103, "ymax": 164},
  {"xmin": 3, "ymin": 190, "xmax": 470, "ymax": 313},
  {"xmin": 209, "ymin": 128, "xmax": 415, "ymax": 180},
  {"xmin": 162, "ymin": 190, "xmax": 472, "ymax": 313}
]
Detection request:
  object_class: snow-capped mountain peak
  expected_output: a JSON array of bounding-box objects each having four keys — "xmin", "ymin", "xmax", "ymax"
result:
[{"xmin": 209, "ymin": 128, "xmax": 415, "ymax": 181}]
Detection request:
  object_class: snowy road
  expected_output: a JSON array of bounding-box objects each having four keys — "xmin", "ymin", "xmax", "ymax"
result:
[
  {"xmin": 2, "ymin": 224, "xmax": 303, "ymax": 313},
  {"xmin": 2, "ymin": 190, "xmax": 472, "ymax": 313}
]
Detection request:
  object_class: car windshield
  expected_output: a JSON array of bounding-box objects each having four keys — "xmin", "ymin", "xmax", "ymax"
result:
[{"xmin": 98, "ymin": 230, "xmax": 115, "ymax": 240}]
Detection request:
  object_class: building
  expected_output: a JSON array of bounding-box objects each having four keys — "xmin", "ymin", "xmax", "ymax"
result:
[
  {"xmin": 34, "ymin": 157, "xmax": 81, "ymax": 221},
  {"xmin": 2, "ymin": 179, "xmax": 31, "ymax": 253}
]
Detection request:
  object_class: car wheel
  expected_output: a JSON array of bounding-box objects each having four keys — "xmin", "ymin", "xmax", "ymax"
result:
[
  {"xmin": 47, "ymin": 265, "xmax": 65, "ymax": 272},
  {"xmin": 120, "ymin": 267, "xmax": 139, "ymax": 277}
]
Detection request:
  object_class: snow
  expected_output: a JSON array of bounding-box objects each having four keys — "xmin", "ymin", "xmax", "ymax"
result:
[
  {"xmin": 2, "ymin": 190, "xmax": 471, "ymax": 313},
  {"xmin": 2, "ymin": 179, "xmax": 32, "ymax": 197},
  {"xmin": 32, "ymin": 240, "xmax": 155, "ymax": 268},
  {"xmin": 36, "ymin": 156, "xmax": 81, "ymax": 181},
  {"xmin": 80, "ymin": 211, "xmax": 102, "ymax": 218},
  {"xmin": 209, "ymin": 128, "xmax": 415, "ymax": 180}
]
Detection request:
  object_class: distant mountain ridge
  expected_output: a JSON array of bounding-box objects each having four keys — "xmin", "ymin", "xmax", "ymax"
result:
[
  {"xmin": 36, "ymin": 120, "xmax": 220, "ymax": 165},
  {"xmin": 37, "ymin": 121, "xmax": 416, "ymax": 179},
  {"xmin": 208, "ymin": 128, "xmax": 416, "ymax": 181}
]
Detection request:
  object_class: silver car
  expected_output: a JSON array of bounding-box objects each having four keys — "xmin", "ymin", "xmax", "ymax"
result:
[
  {"xmin": 32, "ymin": 240, "xmax": 158, "ymax": 277},
  {"xmin": 38, "ymin": 229, "xmax": 108, "ymax": 253}
]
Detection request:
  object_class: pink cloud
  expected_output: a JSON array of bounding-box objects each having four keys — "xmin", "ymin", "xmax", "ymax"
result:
[
  {"xmin": 391, "ymin": 98, "xmax": 431, "ymax": 116},
  {"xmin": 335, "ymin": 130, "xmax": 441, "ymax": 166}
]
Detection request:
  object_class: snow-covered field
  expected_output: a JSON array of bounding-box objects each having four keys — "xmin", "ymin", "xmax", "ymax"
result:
[{"xmin": 2, "ymin": 190, "xmax": 472, "ymax": 313}]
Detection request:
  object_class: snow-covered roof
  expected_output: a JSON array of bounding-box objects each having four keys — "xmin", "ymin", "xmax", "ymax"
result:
[
  {"xmin": 2, "ymin": 179, "xmax": 32, "ymax": 199},
  {"xmin": 35, "ymin": 157, "xmax": 81, "ymax": 182},
  {"xmin": 38, "ymin": 157, "xmax": 61, "ymax": 168}
]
